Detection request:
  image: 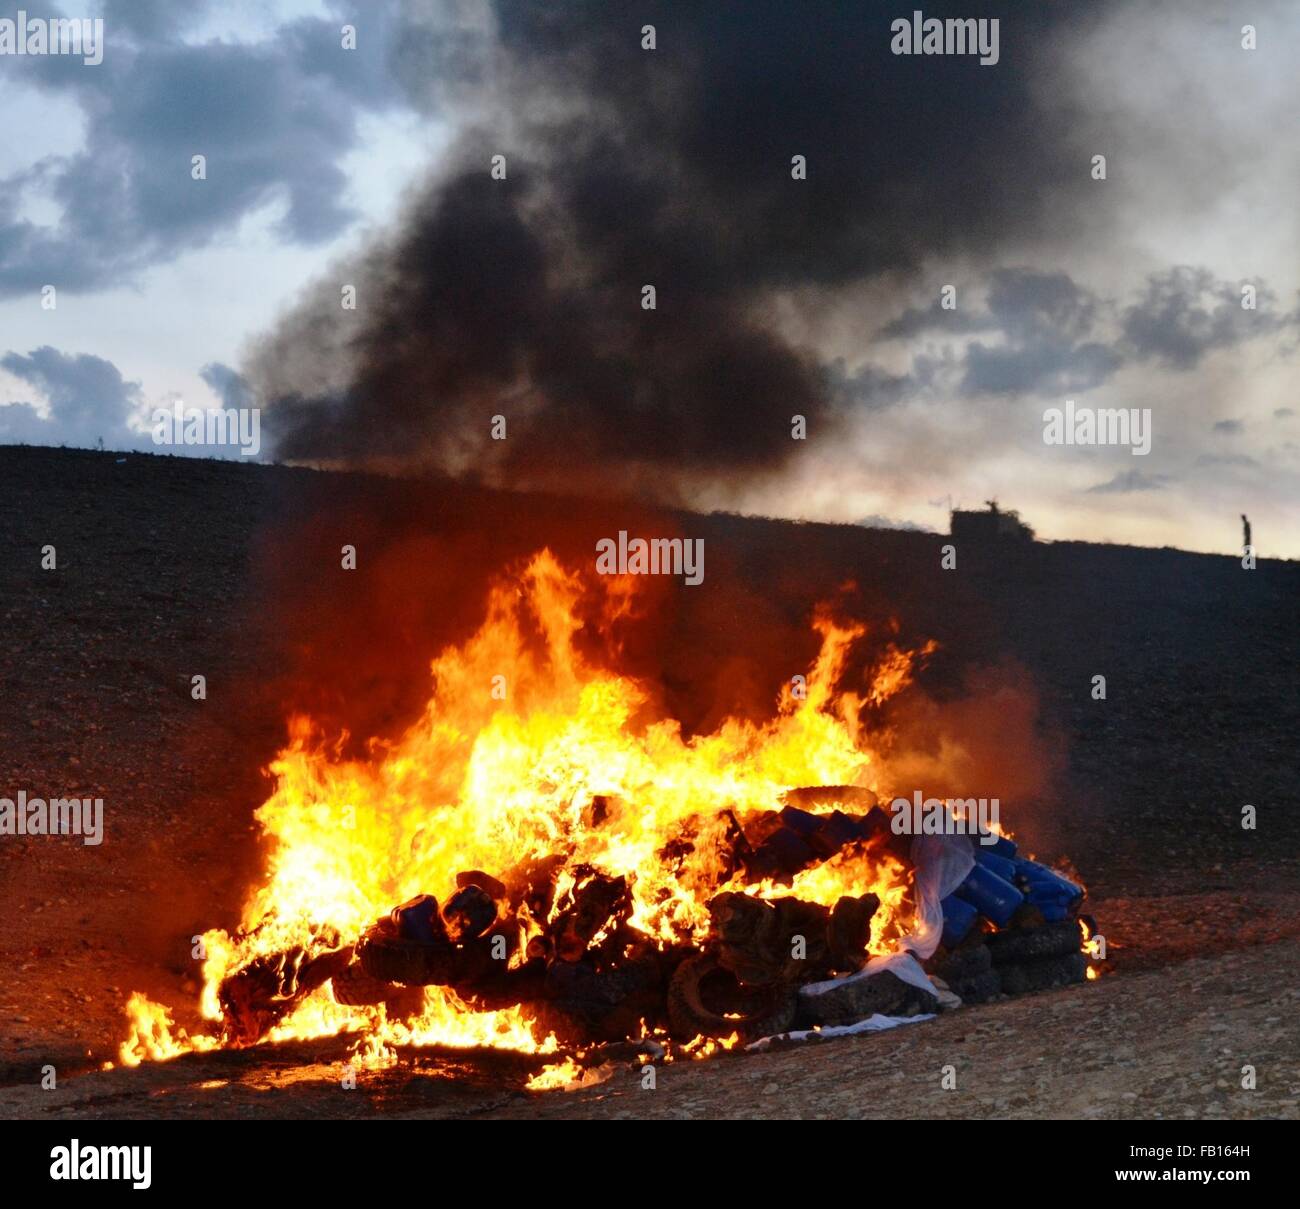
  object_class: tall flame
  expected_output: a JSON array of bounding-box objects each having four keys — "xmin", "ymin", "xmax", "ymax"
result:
[{"xmin": 121, "ymin": 550, "xmax": 929, "ymax": 1065}]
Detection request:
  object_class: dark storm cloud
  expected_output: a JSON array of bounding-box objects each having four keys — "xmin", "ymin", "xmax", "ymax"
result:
[
  {"xmin": 827, "ymin": 359, "xmax": 920, "ymax": 414},
  {"xmin": 961, "ymin": 338, "xmax": 1118, "ymax": 397},
  {"xmin": 258, "ymin": 1, "xmax": 1116, "ymax": 487},
  {"xmin": 960, "ymin": 270, "xmax": 1119, "ymax": 397},
  {"xmin": 1120, "ymin": 267, "xmax": 1285, "ymax": 370},
  {"xmin": 200, "ymin": 362, "xmax": 255, "ymax": 409},
  {"xmin": 0, "ymin": 346, "xmax": 142, "ymax": 446},
  {"xmin": 1085, "ymin": 469, "xmax": 1172, "ymax": 494},
  {"xmin": 881, "ymin": 269, "xmax": 1121, "ymax": 398},
  {"xmin": 888, "ymin": 270, "xmax": 1103, "ymax": 342},
  {"xmin": 100, "ymin": 0, "xmax": 212, "ymax": 40},
  {"xmin": 0, "ymin": 2, "xmax": 405, "ymax": 296},
  {"xmin": 984, "ymin": 270, "xmax": 1103, "ymax": 341},
  {"xmin": 876, "ymin": 263, "xmax": 1296, "ymax": 403},
  {"xmin": 1212, "ymin": 419, "xmax": 1244, "ymax": 435}
]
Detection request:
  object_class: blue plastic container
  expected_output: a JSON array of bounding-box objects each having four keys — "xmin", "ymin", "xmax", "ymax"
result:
[
  {"xmin": 1011, "ymin": 859, "xmax": 1082, "ymax": 922},
  {"xmin": 390, "ymin": 894, "xmax": 441, "ymax": 943},
  {"xmin": 1025, "ymin": 887, "xmax": 1073, "ymax": 922},
  {"xmin": 974, "ymin": 850, "xmax": 1019, "ymax": 883},
  {"xmin": 940, "ymin": 894, "xmax": 979, "ymax": 948},
  {"xmin": 1014, "ymin": 859, "xmax": 1083, "ymax": 903},
  {"xmin": 985, "ymin": 834, "xmax": 1018, "ymax": 860},
  {"xmin": 954, "ymin": 863, "xmax": 1025, "ymax": 927}
]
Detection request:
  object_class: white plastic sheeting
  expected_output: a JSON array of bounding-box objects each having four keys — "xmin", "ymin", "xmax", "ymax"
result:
[
  {"xmin": 746, "ymin": 1010, "xmax": 935, "ymax": 1051},
  {"xmin": 905, "ymin": 831, "xmax": 977, "ymax": 961}
]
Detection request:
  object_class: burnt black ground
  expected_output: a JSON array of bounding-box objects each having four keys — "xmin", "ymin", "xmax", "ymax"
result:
[{"xmin": 0, "ymin": 445, "xmax": 1296, "ymax": 1114}]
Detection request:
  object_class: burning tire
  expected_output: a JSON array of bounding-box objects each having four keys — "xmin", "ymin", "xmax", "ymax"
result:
[
  {"xmin": 536, "ymin": 956, "xmax": 668, "ymax": 1044},
  {"xmin": 331, "ymin": 961, "xmax": 426, "ymax": 1019},
  {"xmin": 668, "ymin": 953, "xmax": 798, "ymax": 1043},
  {"xmin": 943, "ymin": 967, "xmax": 1002, "ymax": 1004},
  {"xmin": 356, "ymin": 924, "xmax": 459, "ymax": 986},
  {"xmin": 332, "ymin": 960, "xmax": 393, "ymax": 1006},
  {"xmin": 930, "ymin": 942, "xmax": 992, "ymax": 982},
  {"xmin": 998, "ymin": 951, "xmax": 1088, "ymax": 995},
  {"xmin": 986, "ymin": 919, "xmax": 1081, "ymax": 966},
  {"xmin": 799, "ymin": 967, "xmax": 938, "ymax": 1026}
]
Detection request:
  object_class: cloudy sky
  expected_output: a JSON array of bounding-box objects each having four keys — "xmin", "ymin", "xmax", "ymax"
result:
[{"xmin": 2, "ymin": 1, "xmax": 1297, "ymax": 556}]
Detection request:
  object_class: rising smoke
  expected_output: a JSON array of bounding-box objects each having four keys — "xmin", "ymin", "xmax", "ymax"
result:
[{"xmin": 253, "ymin": 1, "xmax": 1107, "ymax": 500}]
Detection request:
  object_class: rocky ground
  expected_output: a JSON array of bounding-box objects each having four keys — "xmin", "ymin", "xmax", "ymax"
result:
[{"xmin": 1, "ymin": 445, "xmax": 1296, "ymax": 1119}]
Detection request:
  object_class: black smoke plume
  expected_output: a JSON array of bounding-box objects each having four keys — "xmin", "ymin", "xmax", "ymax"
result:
[{"xmin": 254, "ymin": 0, "xmax": 1107, "ymax": 500}]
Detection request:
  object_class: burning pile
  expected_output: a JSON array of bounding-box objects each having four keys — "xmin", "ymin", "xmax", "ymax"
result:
[
  {"xmin": 120, "ymin": 550, "xmax": 1091, "ymax": 1070},
  {"xmin": 210, "ymin": 785, "xmax": 905, "ymax": 1053}
]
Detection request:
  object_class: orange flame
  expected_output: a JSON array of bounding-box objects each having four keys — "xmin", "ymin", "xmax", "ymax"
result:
[
  {"xmin": 1079, "ymin": 916, "xmax": 1104, "ymax": 979},
  {"xmin": 122, "ymin": 550, "xmax": 931, "ymax": 1065}
]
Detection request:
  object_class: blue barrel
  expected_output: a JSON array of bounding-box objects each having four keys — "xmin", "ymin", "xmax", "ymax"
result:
[
  {"xmin": 954, "ymin": 863, "xmax": 1025, "ymax": 927},
  {"xmin": 1014, "ymin": 859, "xmax": 1082, "ymax": 921},
  {"xmin": 985, "ymin": 834, "xmax": 1018, "ymax": 860},
  {"xmin": 1014, "ymin": 859, "xmax": 1083, "ymax": 903},
  {"xmin": 390, "ymin": 894, "xmax": 441, "ymax": 943},
  {"xmin": 975, "ymin": 850, "xmax": 1019, "ymax": 883},
  {"xmin": 1025, "ymin": 887, "xmax": 1072, "ymax": 922},
  {"xmin": 941, "ymin": 894, "xmax": 979, "ymax": 947}
]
